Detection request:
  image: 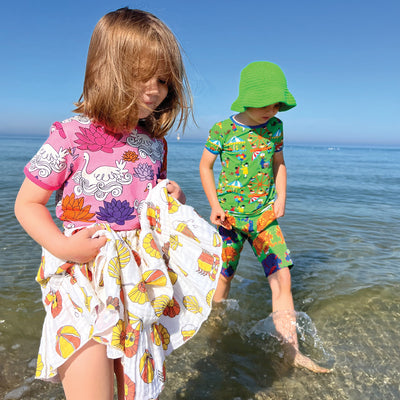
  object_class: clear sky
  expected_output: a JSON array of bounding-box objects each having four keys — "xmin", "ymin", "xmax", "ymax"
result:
[{"xmin": 1, "ymin": 0, "xmax": 399, "ymax": 145}]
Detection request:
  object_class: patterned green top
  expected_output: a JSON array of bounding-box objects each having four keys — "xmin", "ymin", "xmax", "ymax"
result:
[{"xmin": 205, "ymin": 115, "xmax": 284, "ymax": 216}]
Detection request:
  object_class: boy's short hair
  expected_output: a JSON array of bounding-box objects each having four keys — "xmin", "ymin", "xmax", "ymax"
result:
[{"xmin": 74, "ymin": 8, "xmax": 192, "ymax": 137}]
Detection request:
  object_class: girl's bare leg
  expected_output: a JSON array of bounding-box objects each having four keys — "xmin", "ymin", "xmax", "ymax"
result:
[{"xmin": 58, "ymin": 340, "xmax": 114, "ymax": 400}]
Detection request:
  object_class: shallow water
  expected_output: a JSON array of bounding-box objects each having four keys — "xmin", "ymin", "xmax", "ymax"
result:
[{"xmin": 1, "ymin": 136, "xmax": 400, "ymax": 399}]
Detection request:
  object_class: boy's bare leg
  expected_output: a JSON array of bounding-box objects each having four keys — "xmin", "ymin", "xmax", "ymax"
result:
[
  {"xmin": 269, "ymin": 268, "xmax": 330, "ymax": 373},
  {"xmin": 213, "ymin": 274, "xmax": 234, "ymax": 302}
]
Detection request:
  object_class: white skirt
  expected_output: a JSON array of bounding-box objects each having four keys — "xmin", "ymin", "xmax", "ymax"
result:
[{"xmin": 35, "ymin": 180, "xmax": 222, "ymax": 400}]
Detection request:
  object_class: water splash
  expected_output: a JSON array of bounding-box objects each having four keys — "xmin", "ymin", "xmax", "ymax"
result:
[
  {"xmin": 223, "ymin": 298, "xmax": 240, "ymax": 311},
  {"xmin": 247, "ymin": 311, "xmax": 334, "ymax": 366}
]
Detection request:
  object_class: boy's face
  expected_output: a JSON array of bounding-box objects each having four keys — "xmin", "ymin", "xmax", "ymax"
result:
[{"xmin": 242, "ymin": 103, "xmax": 281, "ymax": 125}]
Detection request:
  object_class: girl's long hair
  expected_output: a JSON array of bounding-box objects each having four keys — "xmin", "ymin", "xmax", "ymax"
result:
[{"xmin": 74, "ymin": 8, "xmax": 192, "ymax": 137}]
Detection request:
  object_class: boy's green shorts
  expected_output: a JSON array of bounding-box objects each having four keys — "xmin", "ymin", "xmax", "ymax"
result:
[{"xmin": 218, "ymin": 207, "xmax": 293, "ymax": 278}]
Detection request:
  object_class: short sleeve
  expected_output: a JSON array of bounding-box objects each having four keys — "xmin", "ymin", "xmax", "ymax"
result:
[
  {"xmin": 273, "ymin": 120, "xmax": 284, "ymax": 153},
  {"xmin": 24, "ymin": 122, "xmax": 73, "ymax": 191},
  {"xmin": 204, "ymin": 122, "xmax": 224, "ymax": 155}
]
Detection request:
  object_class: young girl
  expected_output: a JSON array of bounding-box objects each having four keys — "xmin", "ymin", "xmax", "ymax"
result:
[{"xmin": 15, "ymin": 8, "xmax": 222, "ymax": 400}]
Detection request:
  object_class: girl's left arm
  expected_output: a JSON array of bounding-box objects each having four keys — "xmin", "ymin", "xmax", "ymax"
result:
[
  {"xmin": 164, "ymin": 180, "xmax": 186, "ymax": 204},
  {"xmin": 273, "ymin": 151, "xmax": 287, "ymax": 218}
]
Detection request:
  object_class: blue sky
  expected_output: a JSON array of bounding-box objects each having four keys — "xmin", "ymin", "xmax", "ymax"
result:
[{"xmin": 1, "ymin": 0, "xmax": 399, "ymax": 145}]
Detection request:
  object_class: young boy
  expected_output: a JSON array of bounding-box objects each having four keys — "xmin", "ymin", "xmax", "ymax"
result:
[{"xmin": 199, "ymin": 61, "xmax": 329, "ymax": 373}]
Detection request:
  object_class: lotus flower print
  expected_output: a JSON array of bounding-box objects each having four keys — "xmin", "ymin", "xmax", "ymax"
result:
[
  {"xmin": 60, "ymin": 193, "xmax": 96, "ymax": 222},
  {"xmin": 74, "ymin": 124, "xmax": 124, "ymax": 153},
  {"xmin": 122, "ymin": 150, "xmax": 139, "ymax": 162},
  {"xmin": 132, "ymin": 163, "xmax": 154, "ymax": 181},
  {"xmin": 96, "ymin": 199, "xmax": 136, "ymax": 225}
]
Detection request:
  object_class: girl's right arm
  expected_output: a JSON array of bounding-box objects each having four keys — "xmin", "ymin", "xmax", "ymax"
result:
[
  {"xmin": 15, "ymin": 178, "xmax": 107, "ymax": 264},
  {"xmin": 199, "ymin": 149, "xmax": 226, "ymax": 226}
]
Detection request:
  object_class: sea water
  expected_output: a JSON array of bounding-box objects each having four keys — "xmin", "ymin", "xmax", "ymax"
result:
[{"xmin": 1, "ymin": 135, "xmax": 400, "ymax": 399}]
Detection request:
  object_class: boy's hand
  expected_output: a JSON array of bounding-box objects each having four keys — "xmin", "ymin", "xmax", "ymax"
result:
[
  {"xmin": 273, "ymin": 197, "xmax": 286, "ymax": 218},
  {"xmin": 210, "ymin": 205, "xmax": 230, "ymax": 228}
]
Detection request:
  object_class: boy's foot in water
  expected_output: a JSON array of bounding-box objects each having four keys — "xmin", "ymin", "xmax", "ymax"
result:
[{"xmin": 284, "ymin": 346, "xmax": 331, "ymax": 373}]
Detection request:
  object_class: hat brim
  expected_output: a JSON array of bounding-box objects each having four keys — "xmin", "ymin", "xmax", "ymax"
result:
[{"xmin": 231, "ymin": 88, "xmax": 296, "ymax": 112}]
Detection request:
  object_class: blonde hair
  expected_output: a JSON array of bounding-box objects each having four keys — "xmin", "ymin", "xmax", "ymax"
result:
[{"xmin": 74, "ymin": 7, "xmax": 192, "ymax": 137}]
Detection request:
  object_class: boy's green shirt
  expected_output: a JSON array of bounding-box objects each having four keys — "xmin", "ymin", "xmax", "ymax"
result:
[{"xmin": 205, "ymin": 115, "xmax": 284, "ymax": 216}]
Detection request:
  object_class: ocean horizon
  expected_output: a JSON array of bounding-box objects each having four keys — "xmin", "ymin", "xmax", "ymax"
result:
[{"xmin": 2, "ymin": 130, "xmax": 400, "ymax": 149}]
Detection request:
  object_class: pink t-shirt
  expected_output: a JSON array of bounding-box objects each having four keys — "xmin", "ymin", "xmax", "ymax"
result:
[{"xmin": 25, "ymin": 116, "xmax": 167, "ymax": 231}]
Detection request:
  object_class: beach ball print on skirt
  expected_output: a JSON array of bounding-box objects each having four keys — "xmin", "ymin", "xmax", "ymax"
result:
[{"xmin": 55, "ymin": 325, "xmax": 81, "ymax": 358}]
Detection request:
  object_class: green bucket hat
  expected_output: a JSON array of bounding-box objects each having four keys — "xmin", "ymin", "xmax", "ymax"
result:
[{"xmin": 231, "ymin": 61, "xmax": 296, "ymax": 112}]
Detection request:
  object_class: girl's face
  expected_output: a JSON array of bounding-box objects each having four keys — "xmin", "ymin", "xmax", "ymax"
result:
[
  {"xmin": 241, "ymin": 103, "xmax": 281, "ymax": 126},
  {"xmin": 138, "ymin": 76, "xmax": 169, "ymax": 119}
]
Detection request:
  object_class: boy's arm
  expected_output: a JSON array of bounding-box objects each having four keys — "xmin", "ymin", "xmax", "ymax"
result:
[
  {"xmin": 199, "ymin": 149, "xmax": 226, "ymax": 226},
  {"xmin": 272, "ymin": 151, "xmax": 287, "ymax": 218},
  {"xmin": 15, "ymin": 178, "xmax": 107, "ymax": 263}
]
